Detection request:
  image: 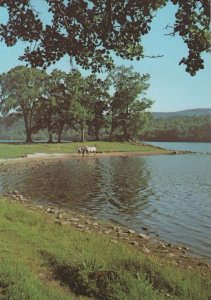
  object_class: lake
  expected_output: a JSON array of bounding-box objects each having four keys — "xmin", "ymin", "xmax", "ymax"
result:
[{"xmin": 0, "ymin": 142, "xmax": 210, "ymax": 261}]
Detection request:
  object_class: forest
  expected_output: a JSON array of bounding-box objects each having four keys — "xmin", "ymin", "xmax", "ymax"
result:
[{"xmin": 142, "ymin": 114, "xmax": 211, "ymax": 142}]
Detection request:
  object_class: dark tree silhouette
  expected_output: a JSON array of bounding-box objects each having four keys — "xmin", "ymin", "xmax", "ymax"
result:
[{"xmin": 0, "ymin": 0, "xmax": 210, "ymax": 75}]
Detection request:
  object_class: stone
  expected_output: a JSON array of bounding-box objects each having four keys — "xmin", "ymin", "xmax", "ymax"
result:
[
  {"xmin": 167, "ymin": 253, "xmax": 175, "ymax": 258},
  {"xmin": 13, "ymin": 190, "xmax": 19, "ymax": 195},
  {"xmin": 69, "ymin": 217, "xmax": 79, "ymax": 222},
  {"xmin": 77, "ymin": 224, "xmax": 85, "ymax": 229},
  {"xmin": 55, "ymin": 213, "xmax": 63, "ymax": 219},
  {"xmin": 138, "ymin": 233, "xmax": 150, "ymax": 240},
  {"xmin": 130, "ymin": 241, "xmax": 139, "ymax": 246},
  {"xmin": 47, "ymin": 208, "xmax": 53, "ymax": 213},
  {"xmin": 183, "ymin": 246, "xmax": 189, "ymax": 251},
  {"xmin": 141, "ymin": 226, "xmax": 148, "ymax": 231},
  {"xmin": 128, "ymin": 229, "xmax": 136, "ymax": 234},
  {"xmin": 37, "ymin": 205, "xmax": 43, "ymax": 209},
  {"xmin": 159, "ymin": 242, "xmax": 166, "ymax": 249},
  {"xmin": 111, "ymin": 239, "xmax": 118, "ymax": 244},
  {"xmin": 18, "ymin": 195, "xmax": 24, "ymax": 201},
  {"xmin": 54, "ymin": 219, "xmax": 62, "ymax": 225},
  {"xmin": 142, "ymin": 246, "xmax": 151, "ymax": 254},
  {"xmin": 104, "ymin": 230, "xmax": 112, "ymax": 234},
  {"xmin": 92, "ymin": 222, "xmax": 98, "ymax": 226}
]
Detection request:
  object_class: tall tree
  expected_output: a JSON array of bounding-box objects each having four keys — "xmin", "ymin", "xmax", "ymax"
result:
[
  {"xmin": 86, "ymin": 76, "xmax": 110, "ymax": 141},
  {"xmin": 0, "ymin": 66, "xmax": 46, "ymax": 142},
  {"xmin": 0, "ymin": 1, "xmax": 209, "ymax": 75},
  {"xmin": 109, "ymin": 66, "xmax": 153, "ymax": 141}
]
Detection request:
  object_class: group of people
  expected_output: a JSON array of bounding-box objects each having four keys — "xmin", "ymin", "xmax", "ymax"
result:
[{"xmin": 77, "ymin": 146, "xmax": 97, "ymax": 156}]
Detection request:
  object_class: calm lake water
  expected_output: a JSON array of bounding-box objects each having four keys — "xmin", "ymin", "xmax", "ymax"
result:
[{"xmin": 0, "ymin": 142, "xmax": 211, "ymax": 261}]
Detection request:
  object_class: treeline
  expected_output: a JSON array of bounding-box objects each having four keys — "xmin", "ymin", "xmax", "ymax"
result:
[
  {"xmin": 143, "ymin": 115, "xmax": 211, "ymax": 142},
  {"xmin": 0, "ymin": 65, "xmax": 153, "ymax": 142}
]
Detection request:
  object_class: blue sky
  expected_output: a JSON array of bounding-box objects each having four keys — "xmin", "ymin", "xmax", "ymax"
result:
[{"xmin": 0, "ymin": 2, "xmax": 210, "ymax": 112}]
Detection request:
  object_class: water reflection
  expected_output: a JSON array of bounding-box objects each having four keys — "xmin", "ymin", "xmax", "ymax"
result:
[{"xmin": 0, "ymin": 154, "xmax": 211, "ymax": 261}]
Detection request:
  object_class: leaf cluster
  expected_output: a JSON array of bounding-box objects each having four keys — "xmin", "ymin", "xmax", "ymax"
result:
[{"xmin": 0, "ymin": 0, "xmax": 210, "ymax": 74}]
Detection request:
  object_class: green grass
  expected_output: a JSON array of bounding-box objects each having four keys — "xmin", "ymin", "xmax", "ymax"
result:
[
  {"xmin": 0, "ymin": 141, "xmax": 166, "ymax": 159},
  {"xmin": 0, "ymin": 197, "xmax": 210, "ymax": 300}
]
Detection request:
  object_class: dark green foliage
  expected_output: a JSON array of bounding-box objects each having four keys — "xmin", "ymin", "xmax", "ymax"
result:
[
  {"xmin": 143, "ymin": 115, "xmax": 211, "ymax": 142},
  {"xmin": 0, "ymin": 66, "xmax": 47, "ymax": 142},
  {"xmin": 108, "ymin": 66, "xmax": 153, "ymax": 141},
  {"xmin": 0, "ymin": 1, "xmax": 209, "ymax": 74}
]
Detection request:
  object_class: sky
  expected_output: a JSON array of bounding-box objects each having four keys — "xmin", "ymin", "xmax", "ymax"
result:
[{"xmin": 0, "ymin": 2, "xmax": 210, "ymax": 112}]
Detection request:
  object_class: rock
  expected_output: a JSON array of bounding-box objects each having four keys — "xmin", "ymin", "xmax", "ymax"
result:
[
  {"xmin": 128, "ymin": 229, "xmax": 136, "ymax": 234},
  {"xmin": 92, "ymin": 222, "xmax": 98, "ymax": 226},
  {"xmin": 141, "ymin": 226, "xmax": 148, "ymax": 231},
  {"xmin": 111, "ymin": 239, "xmax": 118, "ymax": 244},
  {"xmin": 183, "ymin": 246, "xmax": 189, "ymax": 251},
  {"xmin": 198, "ymin": 262, "xmax": 210, "ymax": 267},
  {"xmin": 138, "ymin": 233, "xmax": 150, "ymax": 240},
  {"xmin": 12, "ymin": 190, "xmax": 19, "ymax": 195},
  {"xmin": 104, "ymin": 230, "xmax": 112, "ymax": 234},
  {"xmin": 85, "ymin": 220, "xmax": 91, "ymax": 225},
  {"xmin": 130, "ymin": 241, "xmax": 139, "ymax": 246},
  {"xmin": 158, "ymin": 242, "xmax": 166, "ymax": 249},
  {"xmin": 142, "ymin": 246, "xmax": 151, "ymax": 254},
  {"xmin": 69, "ymin": 217, "xmax": 79, "ymax": 222},
  {"xmin": 37, "ymin": 205, "xmax": 43, "ymax": 209},
  {"xmin": 54, "ymin": 219, "xmax": 62, "ymax": 225},
  {"xmin": 77, "ymin": 224, "xmax": 85, "ymax": 229},
  {"xmin": 62, "ymin": 221, "xmax": 70, "ymax": 225},
  {"xmin": 18, "ymin": 195, "xmax": 25, "ymax": 201},
  {"xmin": 167, "ymin": 253, "xmax": 175, "ymax": 258},
  {"xmin": 55, "ymin": 213, "xmax": 63, "ymax": 219},
  {"xmin": 47, "ymin": 208, "xmax": 53, "ymax": 213}
]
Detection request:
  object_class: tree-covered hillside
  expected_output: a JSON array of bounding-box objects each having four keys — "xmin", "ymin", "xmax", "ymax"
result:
[{"xmin": 143, "ymin": 114, "xmax": 211, "ymax": 142}]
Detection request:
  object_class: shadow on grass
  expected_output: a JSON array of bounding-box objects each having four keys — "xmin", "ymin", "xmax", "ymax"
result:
[
  {"xmin": 40, "ymin": 250, "xmax": 123, "ymax": 300},
  {"xmin": 0, "ymin": 282, "xmax": 9, "ymax": 299}
]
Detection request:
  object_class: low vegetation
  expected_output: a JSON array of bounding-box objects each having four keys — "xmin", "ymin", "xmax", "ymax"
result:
[
  {"xmin": 0, "ymin": 197, "xmax": 210, "ymax": 300},
  {"xmin": 0, "ymin": 141, "xmax": 166, "ymax": 159}
]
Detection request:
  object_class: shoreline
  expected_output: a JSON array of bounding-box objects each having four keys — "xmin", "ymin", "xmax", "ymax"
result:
[
  {"xmin": 2, "ymin": 193, "xmax": 211, "ymax": 271},
  {"xmin": 1, "ymin": 149, "xmax": 209, "ymax": 267},
  {"xmin": 0, "ymin": 149, "xmax": 187, "ymax": 166},
  {"xmin": 1, "ymin": 196, "xmax": 210, "ymax": 299}
]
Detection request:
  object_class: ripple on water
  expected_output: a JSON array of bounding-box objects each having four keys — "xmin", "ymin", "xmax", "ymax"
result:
[{"xmin": 0, "ymin": 153, "xmax": 211, "ymax": 261}]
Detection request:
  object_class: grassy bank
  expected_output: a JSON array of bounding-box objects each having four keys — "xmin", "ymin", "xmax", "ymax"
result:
[
  {"xmin": 0, "ymin": 141, "xmax": 167, "ymax": 159},
  {"xmin": 0, "ymin": 197, "xmax": 210, "ymax": 300}
]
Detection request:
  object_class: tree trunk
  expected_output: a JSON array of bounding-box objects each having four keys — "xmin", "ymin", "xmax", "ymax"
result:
[
  {"xmin": 57, "ymin": 130, "xmax": 62, "ymax": 143},
  {"xmin": 48, "ymin": 130, "xmax": 53, "ymax": 143},
  {"xmin": 25, "ymin": 129, "xmax": 32, "ymax": 143},
  {"xmin": 95, "ymin": 127, "xmax": 100, "ymax": 141},
  {"xmin": 123, "ymin": 123, "xmax": 129, "ymax": 141},
  {"xmin": 80, "ymin": 121, "xmax": 85, "ymax": 143},
  {"xmin": 23, "ymin": 113, "xmax": 32, "ymax": 143}
]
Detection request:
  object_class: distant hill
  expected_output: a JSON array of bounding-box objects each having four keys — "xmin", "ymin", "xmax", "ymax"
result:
[{"xmin": 152, "ymin": 108, "xmax": 211, "ymax": 119}]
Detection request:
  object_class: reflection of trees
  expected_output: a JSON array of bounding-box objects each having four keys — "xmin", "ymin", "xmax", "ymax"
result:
[
  {"xmin": 89, "ymin": 157, "xmax": 151, "ymax": 218},
  {"xmin": 1, "ymin": 157, "xmax": 152, "ymax": 220},
  {"xmin": 112, "ymin": 157, "xmax": 150, "ymax": 212},
  {"xmin": 19, "ymin": 159, "xmax": 100, "ymax": 209}
]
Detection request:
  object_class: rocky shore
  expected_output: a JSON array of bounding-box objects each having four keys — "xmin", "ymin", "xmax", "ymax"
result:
[
  {"xmin": 2, "ymin": 190, "xmax": 211, "ymax": 276},
  {"xmin": 1, "ymin": 149, "xmax": 209, "ymax": 277}
]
